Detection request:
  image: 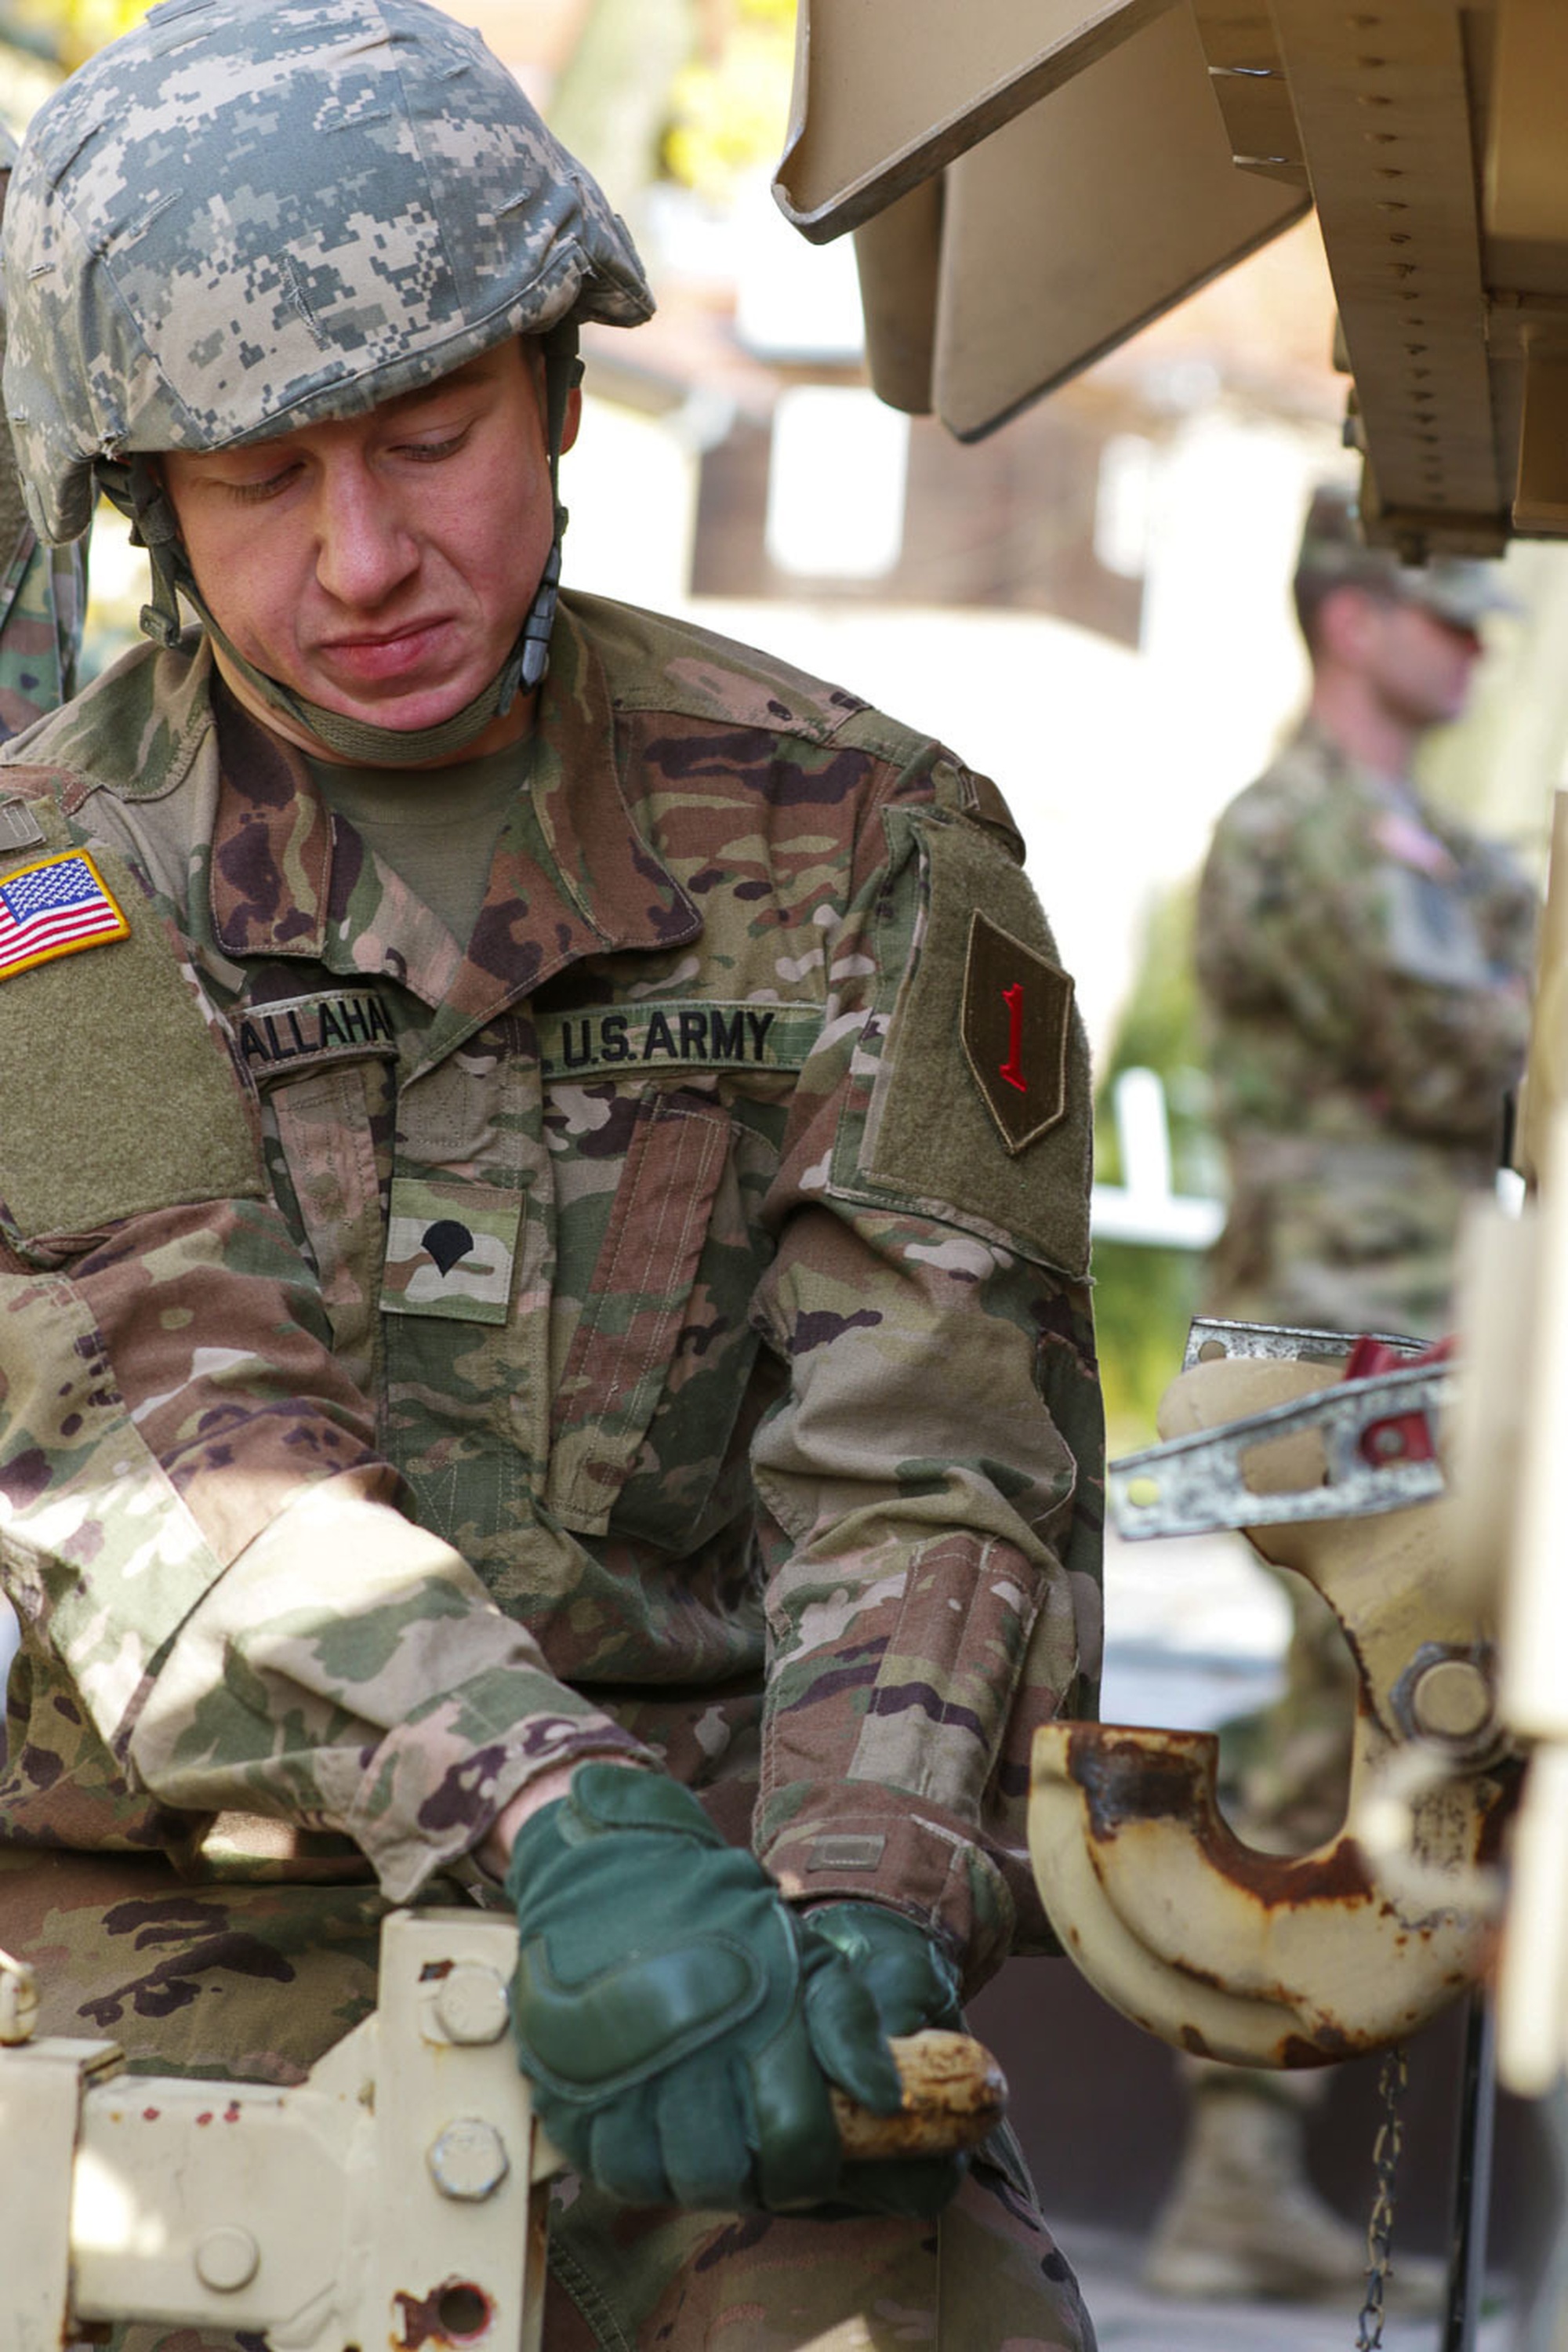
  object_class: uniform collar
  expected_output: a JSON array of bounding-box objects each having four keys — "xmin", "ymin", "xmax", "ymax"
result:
[
  {"xmin": 1294, "ymin": 713, "xmax": 1419, "ymax": 807},
  {"xmin": 207, "ymin": 601, "xmax": 700, "ymax": 1024}
]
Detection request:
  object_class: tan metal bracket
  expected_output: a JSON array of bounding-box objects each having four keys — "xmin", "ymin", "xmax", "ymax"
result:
[
  {"xmin": 0, "ymin": 1910, "xmax": 551, "ymax": 2352},
  {"xmin": 1111, "ymin": 1353, "xmax": 1451, "ymax": 1537},
  {"xmin": 1192, "ymin": 3, "xmax": 1307, "ymax": 188},
  {"xmin": 0, "ymin": 1915, "xmax": 1007, "ymax": 2349},
  {"xmin": 774, "ymin": 0, "xmax": 1167, "ymax": 241},
  {"xmin": 775, "ymin": 0, "xmax": 1305, "ymax": 437},
  {"xmin": 1031, "ymin": 1332, "xmax": 1513, "ymax": 2067}
]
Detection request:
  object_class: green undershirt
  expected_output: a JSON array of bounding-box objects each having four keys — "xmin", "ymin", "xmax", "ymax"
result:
[{"xmin": 307, "ymin": 741, "xmax": 527, "ymax": 947}]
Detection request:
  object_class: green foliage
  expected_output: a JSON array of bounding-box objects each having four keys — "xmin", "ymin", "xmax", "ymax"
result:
[
  {"xmin": 662, "ymin": 0, "xmax": 796, "ymax": 204},
  {"xmin": 1093, "ymin": 879, "xmax": 1223, "ymax": 1453},
  {"xmin": 1, "ymin": 0, "xmax": 148, "ymax": 72},
  {"xmin": 1093, "ymin": 1239, "xmax": 1205, "ymax": 1457}
]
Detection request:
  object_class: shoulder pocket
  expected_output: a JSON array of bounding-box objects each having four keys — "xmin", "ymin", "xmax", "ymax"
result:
[{"xmin": 829, "ymin": 810, "xmax": 1092, "ymax": 1279}]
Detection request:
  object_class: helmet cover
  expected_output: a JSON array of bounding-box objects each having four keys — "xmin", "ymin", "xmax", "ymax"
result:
[
  {"xmin": 2, "ymin": 0, "xmax": 654, "ymax": 543},
  {"xmin": 1295, "ymin": 483, "xmax": 1519, "ymax": 633}
]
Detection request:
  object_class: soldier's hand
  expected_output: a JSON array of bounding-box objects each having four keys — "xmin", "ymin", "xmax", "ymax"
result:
[
  {"xmin": 804, "ymin": 1899, "xmax": 964, "ymax": 2034},
  {"xmin": 803, "ymin": 1899, "xmax": 974, "ymax": 2220},
  {"xmin": 504, "ymin": 1764, "xmax": 909, "ymax": 2212}
]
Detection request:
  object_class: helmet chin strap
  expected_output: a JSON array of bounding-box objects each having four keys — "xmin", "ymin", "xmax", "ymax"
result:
[{"xmin": 129, "ymin": 326, "xmax": 583, "ymax": 768}]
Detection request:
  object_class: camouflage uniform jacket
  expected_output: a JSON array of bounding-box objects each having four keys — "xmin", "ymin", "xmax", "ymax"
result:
[
  {"xmin": 0, "ymin": 593, "xmax": 1102, "ymax": 1987},
  {"xmin": 1196, "ymin": 717, "xmax": 1537, "ymax": 1337}
]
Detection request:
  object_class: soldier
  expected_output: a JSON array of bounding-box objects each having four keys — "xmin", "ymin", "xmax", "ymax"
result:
[
  {"xmin": 0, "ymin": 122, "xmax": 84, "ymax": 741},
  {"xmin": 0, "ymin": 5, "xmax": 1103, "ymax": 2347},
  {"xmin": 1142, "ymin": 482, "xmax": 1537, "ymax": 2303}
]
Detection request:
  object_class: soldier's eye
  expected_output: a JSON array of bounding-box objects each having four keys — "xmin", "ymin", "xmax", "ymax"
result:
[
  {"xmin": 225, "ymin": 466, "xmax": 299, "ymax": 504},
  {"xmin": 400, "ymin": 427, "xmax": 470, "ymax": 463}
]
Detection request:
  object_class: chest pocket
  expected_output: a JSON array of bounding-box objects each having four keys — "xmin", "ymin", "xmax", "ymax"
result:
[
  {"xmin": 267, "ymin": 1062, "xmax": 389, "ymax": 1397},
  {"xmin": 546, "ymin": 1088, "xmax": 739, "ymax": 1539},
  {"xmin": 1382, "ymin": 860, "xmax": 1492, "ymax": 990}
]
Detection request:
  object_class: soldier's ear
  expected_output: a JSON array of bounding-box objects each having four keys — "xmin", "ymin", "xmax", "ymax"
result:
[
  {"xmin": 1316, "ymin": 581, "xmax": 1384, "ymax": 666},
  {"xmin": 561, "ymin": 383, "xmax": 583, "ymax": 456}
]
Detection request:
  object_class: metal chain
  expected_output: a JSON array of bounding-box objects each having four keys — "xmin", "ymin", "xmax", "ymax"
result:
[{"xmin": 1355, "ymin": 2043, "xmax": 1409, "ymax": 2350}]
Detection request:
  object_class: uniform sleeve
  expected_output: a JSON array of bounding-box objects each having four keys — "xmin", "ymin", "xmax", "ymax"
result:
[
  {"xmin": 1196, "ymin": 771, "xmax": 1534, "ymax": 1143},
  {"xmin": 0, "ymin": 851, "xmax": 648, "ymax": 1900},
  {"xmin": 746, "ymin": 735, "xmax": 1104, "ymax": 1990}
]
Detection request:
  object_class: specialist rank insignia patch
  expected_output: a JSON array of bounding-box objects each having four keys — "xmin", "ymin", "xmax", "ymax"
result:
[
  {"xmin": 381, "ymin": 1176, "xmax": 522, "ymax": 1326},
  {"xmin": 960, "ymin": 909, "xmax": 1073, "ymax": 1152},
  {"xmin": 0, "ymin": 850, "xmax": 129, "ymax": 982}
]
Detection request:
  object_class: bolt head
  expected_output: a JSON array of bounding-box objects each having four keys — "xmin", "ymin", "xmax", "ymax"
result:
[
  {"xmin": 1412, "ymin": 1657, "xmax": 1492, "ymax": 1743},
  {"xmin": 429, "ymin": 2118, "xmax": 510, "ymax": 2201},
  {"xmin": 433, "ymin": 1963, "xmax": 510, "ymax": 2046},
  {"xmin": 194, "ymin": 2225, "xmax": 260, "ymax": 2293}
]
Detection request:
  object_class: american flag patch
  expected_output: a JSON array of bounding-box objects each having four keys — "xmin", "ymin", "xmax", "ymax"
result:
[{"xmin": 0, "ymin": 851, "xmax": 129, "ymax": 981}]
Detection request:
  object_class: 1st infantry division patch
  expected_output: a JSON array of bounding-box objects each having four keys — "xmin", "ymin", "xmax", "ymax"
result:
[
  {"xmin": 0, "ymin": 851, "xmax": 129, "ymax": 982},
  {"xmin": 960, "ymin": 909, "xmax": 1073, "ymax": 1152}
]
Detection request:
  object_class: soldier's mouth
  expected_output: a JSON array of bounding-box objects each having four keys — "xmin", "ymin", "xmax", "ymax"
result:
[{"xmin": 316, "ymin": 619, "xmax": 454, "ymax": 687}]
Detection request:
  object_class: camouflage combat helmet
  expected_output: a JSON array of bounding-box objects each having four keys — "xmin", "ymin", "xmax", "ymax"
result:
[
  {"xmin": 1294, "ymin": 481, "xmax": 1518, "ymax": 644},
  {"xmin": 2, "ymin": 0, "xmax": 655, "ymax": 760}
]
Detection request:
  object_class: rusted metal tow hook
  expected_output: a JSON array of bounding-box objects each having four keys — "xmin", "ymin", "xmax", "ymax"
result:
[{"xmin": 1029, "ymin": 1327, "xmax": 1516, "ymax": 2067}]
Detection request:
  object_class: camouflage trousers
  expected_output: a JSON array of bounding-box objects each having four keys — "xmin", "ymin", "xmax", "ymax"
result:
[
  {"xmin": 1207, "ymin": 1131, "xmax": 1476, "ymax": 1345},
  {"xmin": 2, "ymin": 1849, "xmax": 1094, "ymax": 2351}
]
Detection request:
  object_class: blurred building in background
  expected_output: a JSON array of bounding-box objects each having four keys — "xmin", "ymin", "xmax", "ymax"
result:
[{"xmin": 9, "ymin": 0, "xmax": 1564, "ymax": 1062}]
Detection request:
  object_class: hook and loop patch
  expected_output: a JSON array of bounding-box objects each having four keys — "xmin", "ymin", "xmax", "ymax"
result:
[{"xmin": 0, "ymin": 849, "xmax": 129, "ymax": 982}]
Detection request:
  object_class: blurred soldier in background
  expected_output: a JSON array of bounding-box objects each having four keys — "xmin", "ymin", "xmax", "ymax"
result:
[
  {"xmin": 1143, "ymin": 483, "xmax": 1538, "ymax": 2303},
  {"xmin": 0, "ymin": 123, "xmax": 84, "ymax": 739}
]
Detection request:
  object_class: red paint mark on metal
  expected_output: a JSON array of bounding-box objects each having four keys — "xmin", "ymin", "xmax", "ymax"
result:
[{"xmin": 1345, "ymin": 1333, "xmax": 1450, "ymax": 1468}]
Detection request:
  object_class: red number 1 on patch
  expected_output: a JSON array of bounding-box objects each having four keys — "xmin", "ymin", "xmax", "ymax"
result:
[{"xmin": 1000, "ymin": 982, "xmax": 1027, "ymax": 1094}]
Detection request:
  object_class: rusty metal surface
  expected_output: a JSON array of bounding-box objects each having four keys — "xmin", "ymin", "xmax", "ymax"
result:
[
  {"xmin": 1030, "ymin": 1717, "xmax": 1515, "ymax": 2067},
  {"xmin": 1032, "ymin": 1718, "xmax": 1513, "ymax": 2062},
  {"xmin": 829, "ymin": 2029, "xmax": 1007, "ymax": 2159},
  {"xmin": 2, "ymin": 1911, "xmax": 550, "ymax": 2352},
  {"xmin": 1031, "ymin": 1345, "xmax": 1515, "ymax": 2067},
  {"xmin": 1179, "ymin": 1316, "xmax": 1431, "ymax": 1373}
]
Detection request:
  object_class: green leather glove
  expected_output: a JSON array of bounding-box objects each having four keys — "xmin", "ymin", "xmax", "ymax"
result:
[
  {"xmin": 803, "ymin": 1900, "xmax": 964, "ymax": 2037},
  {"xmin": 505, "ymin": 1765, "xmax": 906, "ymax": 2212},
  {"xmin": 804, "ymin": 1900, "xmax": 972, "ymax": 2220}
]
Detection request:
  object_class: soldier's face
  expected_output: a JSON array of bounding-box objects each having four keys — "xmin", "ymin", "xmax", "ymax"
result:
[
  {"xmin": 159, "ymin": 340, "xmax": 579, "ymax": 764},
  {"xmin": 1361, "ymin": 596, "xmax": 1483, "ymax": 729}
]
